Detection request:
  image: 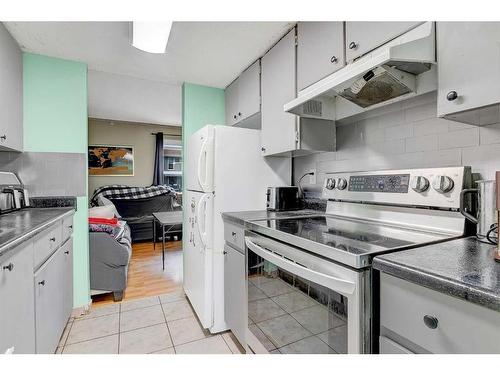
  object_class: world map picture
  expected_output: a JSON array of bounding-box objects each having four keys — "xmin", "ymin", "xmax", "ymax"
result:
[{"xmin": 88, "ymin": 145, "xmax": 134, "ymax": 176}]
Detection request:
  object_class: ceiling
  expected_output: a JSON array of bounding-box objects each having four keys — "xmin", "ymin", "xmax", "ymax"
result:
[{"xmin": 4, "ymin": 21, "xmax": 294, "ymax": 88}]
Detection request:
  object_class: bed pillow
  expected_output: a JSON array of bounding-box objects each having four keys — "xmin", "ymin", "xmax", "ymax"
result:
[{"xmin": 88, "ymin": 205, "xmax": 116, "ymax": 219}]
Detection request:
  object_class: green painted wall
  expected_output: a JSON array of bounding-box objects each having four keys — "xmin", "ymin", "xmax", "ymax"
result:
[
  {"xmin": 23, "ymin": 53, "xmax": 90, "ymax": 308},
  {"xmin": 181, "ymin": 82, "xmax": 225, "ymax": 152},
  {"xmin": 181, "ymin": 82, "xmax": 225, "ymax": 239}
]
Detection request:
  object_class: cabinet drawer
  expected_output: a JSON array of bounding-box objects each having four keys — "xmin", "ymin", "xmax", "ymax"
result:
[
  {"xmin": 62, "ymin": 215, "xmax": 74, "ymax": 242},
  {"xmin": 224, "ymin": 222, "xmax": 245, "ymax": 252},
  {"xmin": 34, "ymin": 221, "xmax": 63, "ymax": 269},
  {"xmin": 380, "ymin": 273, "xmax": 500, "ymax": 353}
]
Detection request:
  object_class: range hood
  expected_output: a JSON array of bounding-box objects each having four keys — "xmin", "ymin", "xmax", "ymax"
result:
[{"xmin": 285, "ymin": 22, "xmax": 436, "ymax": 118}]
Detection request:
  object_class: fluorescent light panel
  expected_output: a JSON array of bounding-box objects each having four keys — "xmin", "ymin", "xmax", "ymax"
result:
[{"xmin": 132, "ymin": 22, "xmax": 172, "ymax": 54}]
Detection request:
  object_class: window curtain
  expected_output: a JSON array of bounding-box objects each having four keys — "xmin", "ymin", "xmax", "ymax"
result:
[{"xmin": 152, "ymin": 132, "xmax": 164, "ymax": 185}]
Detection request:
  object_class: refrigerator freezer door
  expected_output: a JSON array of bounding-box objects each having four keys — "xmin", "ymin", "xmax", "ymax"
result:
[
  {"xmin": 183, "ymin": 190, "xmax": 214, "ymax": 328},
  {"xmin": 186, "ymin": 125, "xmax": 215, "ymax": 192}
]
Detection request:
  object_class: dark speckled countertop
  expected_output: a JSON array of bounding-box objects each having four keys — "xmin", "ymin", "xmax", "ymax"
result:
[
  {"xmin": 373, "ymin": 237, "xmax": 500, "ymax": 312},
  {"xmin": 221, "ymin": 209, "xmax": 323, "ymax": 226},
  {"xmin": 0, "ymin": 208, "xmax": 74, "ymax": 258}
]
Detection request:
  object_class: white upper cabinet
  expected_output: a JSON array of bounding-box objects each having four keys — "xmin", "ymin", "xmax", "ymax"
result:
[
  {"xmin": 225, "ymin": 59, "xmax": 260, "ymax": 127},
  {"xmin": 0, "ymin": 24, "xmax": 22, "ymax": 152},
  {"xmin": 437, "ymin": 22, "xmax": 500, "ymax": 125},
  {"xmin": 345, "ymin": 22, "xmax": 422, "ymax": 61},
  {"xmin": 261, "ymin": 29, "xmax": 298, "ymax": 156},
  {"xmin": 297, "ymin": 22, "xmax": 345, "ymax": 91},
  {"xmin": 225, "ymin": 78, "xmax": 239, "ymax": 126}
]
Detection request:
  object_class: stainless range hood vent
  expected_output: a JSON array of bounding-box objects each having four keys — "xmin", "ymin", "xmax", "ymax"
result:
[{"xmin": 285, "ymin": 22, "xmax": 436, "ymax": 118}]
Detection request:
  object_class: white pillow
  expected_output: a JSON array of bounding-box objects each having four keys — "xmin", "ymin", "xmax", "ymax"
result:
[
  {"xmin": 96, "ymin": 196, "xmax": 122, "ymax": 218},
  {"xmin": 89, "ymin": 205, "xmax": 117, "ymax": 219}
]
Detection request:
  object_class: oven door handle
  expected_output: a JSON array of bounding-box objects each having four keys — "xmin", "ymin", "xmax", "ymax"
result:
[{"xmin": 245, "ymin": 238, "xmax": 356, "ymax": 296}]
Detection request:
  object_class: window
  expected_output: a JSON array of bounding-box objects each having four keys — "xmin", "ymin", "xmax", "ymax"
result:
[{"xmin": 163, "ymin": 137, "xmax": 182, "ymax": 192}]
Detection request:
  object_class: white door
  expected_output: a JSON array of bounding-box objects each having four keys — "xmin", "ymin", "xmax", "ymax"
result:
[
  {"xmin": 185, "ymin": 125, "xmax": 215, "ymax": 192},
  {"xmin": 183, "ymin": 190, "xmax": 214, "ymax": 329}
]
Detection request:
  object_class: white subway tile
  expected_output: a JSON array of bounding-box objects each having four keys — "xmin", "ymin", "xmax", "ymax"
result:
[
  {"xmin": 421, "ymin": 149, "xmax": 462, "ymax": 167},
  {"xmin": 412, "ymin": 117, "xmax": 449, "ymax": 136},
  {"xmin": 384, "ymin": 124, "xmax": 413, "ymax": 140},
  {"xmin": 404, "ymin": 103, "xmax": 436, "ymax": 123},
  {"xmin": 447, "ymin": 121, "xmax": 477, "ymax": 131},
  {"xmin": 405, "ymin": 135, "xmax": 438, "ymax": 153},
  {"xmin": 479, "ymin": 123, "xmax": 500, "ymax": 145},
  {"xmin": 438, "ymin": 128, "xmax": 479, "ymax": 150}
]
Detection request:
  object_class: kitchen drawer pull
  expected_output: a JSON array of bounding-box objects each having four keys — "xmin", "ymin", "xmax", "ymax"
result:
[
  {"xmin": 330, "ymin": 55, "xmax": 338, "ymax": 63},
  {"xmin": 0, "ymin": 135, "xmax": 6, "ymax": 141},
  {"xmin": 231, "ymin": 231, "xmax": 237, "ymax": 237},
  {"xmin": 348, "ymin": 41, "xmax": 358, "ymax": 50},
  {"xmin": 2, "ymin": 263, "xmax": 14, "ymax": 271},
  {"xmin": 423, "ymin": 314, "xmax": 439, "ymax": 329},
  {"xmin": 446, "ymin": 91, "xmax": 458, "ymax": 101},
  {"xmin": 68, "ymin": 225, "xmax": 73, "ymax": 229},
  {"xmin": 64, "ymin": 251, "xmax": 70, "ymax": 255},
  {"xmin": 38, "ymin": 280, "xmax": 46, "ymax": 286},
  {"xmin": 223, "ymin": 250, "xmax": 227, "ymax": 255},
  {"xmin": 49, "ymin": 237, "xmax": 56, "ymax": 242}
]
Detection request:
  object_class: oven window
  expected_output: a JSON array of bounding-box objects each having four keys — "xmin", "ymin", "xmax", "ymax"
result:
[{"xmin": 248, "ymin": 251, "xmax": 348, "ymax": 354}]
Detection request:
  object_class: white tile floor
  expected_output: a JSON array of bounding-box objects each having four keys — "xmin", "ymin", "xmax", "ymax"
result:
[{"xmin": 57, "ymin": 290, "xmax": 244, "ymax": 354}]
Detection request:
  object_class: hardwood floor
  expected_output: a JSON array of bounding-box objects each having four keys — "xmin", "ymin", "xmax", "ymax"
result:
[{"xmin": 92, "ymin": 240, "xmax": 183, "ymax": 307}]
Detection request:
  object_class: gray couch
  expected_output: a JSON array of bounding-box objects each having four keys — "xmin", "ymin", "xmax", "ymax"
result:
[{"xmin": 89, "ymin": 223, "xmax": 132, "ymax": 302}]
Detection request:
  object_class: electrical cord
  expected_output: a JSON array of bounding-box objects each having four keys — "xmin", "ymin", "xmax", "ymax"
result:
[{"xmin": 298, "ymin": 172, "xmax": 314, "ymax": 198}]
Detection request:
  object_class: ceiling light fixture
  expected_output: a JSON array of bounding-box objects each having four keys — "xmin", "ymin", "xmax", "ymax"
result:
[{"xmin": 132, "ymin": 22, "xmax": 172, "ymax": 54}]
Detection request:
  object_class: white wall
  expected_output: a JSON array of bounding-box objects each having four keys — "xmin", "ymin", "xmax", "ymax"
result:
[
  {"xmin": 295, "ymin": 92, "xmax": 500, "ymax": 197},
  {"xmin": 88, "ymin": 70, "xmax": 182, "ymax": 125}
]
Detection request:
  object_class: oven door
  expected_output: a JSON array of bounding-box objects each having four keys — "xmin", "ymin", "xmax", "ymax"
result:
[{"xmin": 245, "ymin": 232, "xmax": 367, "ymax": 354}]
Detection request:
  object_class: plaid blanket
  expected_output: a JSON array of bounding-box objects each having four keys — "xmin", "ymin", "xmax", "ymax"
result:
[{"xmin": 90, "ymin": 185, "xmax": 176, "ymax": 207}]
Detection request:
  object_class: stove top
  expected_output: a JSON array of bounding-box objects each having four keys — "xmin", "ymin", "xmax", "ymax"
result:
[{"xmin": 247, "ymin": 214, "xmax": 454, "ymax": 268}]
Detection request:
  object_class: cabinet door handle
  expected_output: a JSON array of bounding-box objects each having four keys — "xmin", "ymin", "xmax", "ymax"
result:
[
  {"xmin": 446, "ymin": 91, "xmax": 458, "ymax": 101},
  {"xmin": 423, "ymin": 314, "xmax": 439, "ymax": 329},
  {"xmin": 38, "ymin": 280, "xmax": 46, "ymax": 286},
  {"xmin": 0, "ymin": 135, "xmax": 6, "ymax": 141},
  {"xmin": 330, "ymin": 55, "xmax": 338, "ymax": 63},
  {"xmin": 261, "ymin": 147, "xmax": 266, "ymax": 152},
  {"xmin": 233, "ymin": 115, "xmax": 237, "ymax": 119},
  {"xmin": 348, "ymin": 41, "xmax": 358, "ymax": 50},
  {"xmin": 68, "ymin": 225, "xmax": 73, "ymax": 229},
  {"xmin": 49, "ymin": 237, "xmax": 56, "ymax": 242},
  {"xmin": 2, "ymin": 263, "xmax": 14, "ymax": 272},
  {"xmin": 223, "ymin": 250, "xmax": 227, "ymax": 255},
  {"xmin": 64, "ymin": 251, "xmax": 70, "ymax": 255},
  {"xmin": 231, "ymin": 231, "xmax": 236, "ymax": 237},
  {"xmin": 238, "ymin": 112, "xmax": 242, "ymax": 117}
]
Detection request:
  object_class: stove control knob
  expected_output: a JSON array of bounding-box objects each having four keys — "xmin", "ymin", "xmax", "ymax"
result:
[
  {"xmin": 410, "ymin": 176, "xmax": 429, "ymax": 193},
  {"xmin": 336, "ymin": 178, "xmax": 348, "ymax": 190},
  {"xmin": 432, "ymin": 175, "xmax": 454, "ymax": 194},
  {"xmin": 325, "ymin": 178, "xmax": 336, "ymax": 190}
]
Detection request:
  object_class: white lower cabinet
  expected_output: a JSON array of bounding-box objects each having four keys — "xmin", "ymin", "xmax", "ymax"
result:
[
  {"xmin": 380, "ymin": 273, "xmax": 500, "ymax": 354},
  {"xmin": 0, "ymin": 213, "xmax": 74, "ymax": 354},
  {"xmin": 35, "ymin": 245, "xmax": 66, "ymax": 354},
  {"xmin": 0, "ymin": 242, "xmax": 36, "ymax": 354},
  {"xmin": 223, "ymin": 243, "xmax": 247, "ymax": 349}
]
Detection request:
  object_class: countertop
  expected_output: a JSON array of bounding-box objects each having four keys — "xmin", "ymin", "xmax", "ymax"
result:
[
  {"xmin": 0, "ymin": 207, "xmax": 74, "ymax": 258},
  {"xmin": 373, "ymin": 237, "xmax": 500, "ymax": 312},
  {"xmin": 221, "ymin": 209, "xmax": 323, "ymax": 226}
]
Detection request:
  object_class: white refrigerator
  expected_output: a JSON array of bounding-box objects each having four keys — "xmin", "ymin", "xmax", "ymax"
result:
[{"xmin": 183, "ymin": 124, "xmax": 291, "ymax": 333}]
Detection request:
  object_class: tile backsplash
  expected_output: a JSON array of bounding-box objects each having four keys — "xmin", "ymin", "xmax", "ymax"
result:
[
  {"xmin": 0, "ymin": 151, "xmax": 86, "ymax": 197},
  {"xmin": 294, "ymin": 92, "xmax": 500, "ymax": 198}
]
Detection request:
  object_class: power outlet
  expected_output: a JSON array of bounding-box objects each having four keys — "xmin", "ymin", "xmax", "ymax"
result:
[{"xmin": 309, "ymin": 169, "xmax": 316, "ymax": 184}]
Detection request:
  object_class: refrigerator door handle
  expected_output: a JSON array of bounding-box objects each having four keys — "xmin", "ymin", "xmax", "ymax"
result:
[
  {"xmin": 197, "ymin": 139, "xmax": 208, "ymax": 191},
  {"xmin": 196, "ymin": 193, "xmax": 209, "ymax": 248}
]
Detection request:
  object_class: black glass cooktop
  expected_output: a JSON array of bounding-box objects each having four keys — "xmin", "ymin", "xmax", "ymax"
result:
[{"xmin": 253, "ymin": 215, "xmax": 443, "ymax": 256}]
